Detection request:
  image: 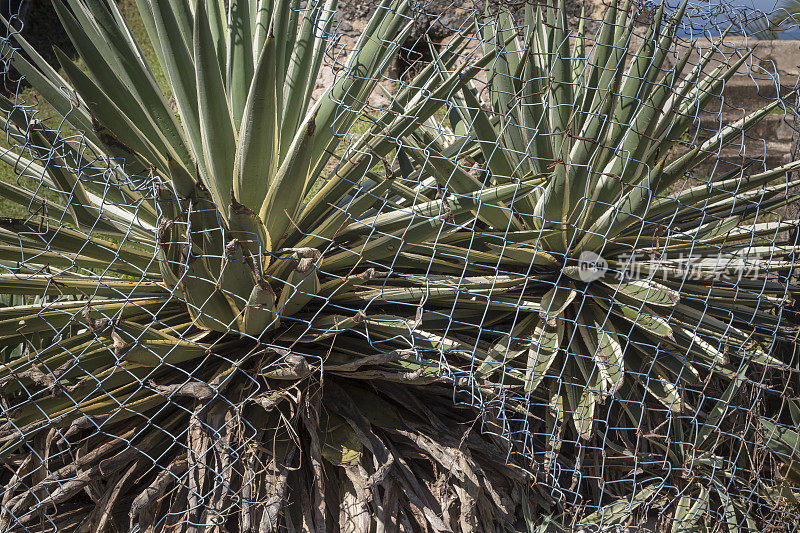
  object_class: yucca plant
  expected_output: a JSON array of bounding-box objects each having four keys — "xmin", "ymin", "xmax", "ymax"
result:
[
  {"xmin": 0, "ymin": 0, "xmax": 546, "ymax": 531},
  {"xmin": 0, "ymin": 0, "xmax": 799, "ymax": 530},
  {"xmin": 375, "ymin": 0, "xmax": 800, "ymax": 528}
]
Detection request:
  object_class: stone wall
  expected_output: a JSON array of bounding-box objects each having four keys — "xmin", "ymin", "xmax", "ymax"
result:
[{"xmin": 686, "ymin": 37, "xmax": 800, "ymax": 173}]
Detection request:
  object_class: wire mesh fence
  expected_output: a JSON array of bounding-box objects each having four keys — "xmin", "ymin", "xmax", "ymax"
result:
[{"xmin": 0, "ymin": 0, "xmax": 799, "ymax": 530}]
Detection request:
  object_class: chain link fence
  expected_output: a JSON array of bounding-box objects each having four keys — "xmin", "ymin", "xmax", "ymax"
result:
[{"xmin": 0, "ymin": 0, "xmax": 799, "ymax": 530}]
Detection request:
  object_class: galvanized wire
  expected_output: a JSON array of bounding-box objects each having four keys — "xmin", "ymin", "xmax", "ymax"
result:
[{"xmin": 1, "ymin": 0, "xmax": 800, "ymax": 530}]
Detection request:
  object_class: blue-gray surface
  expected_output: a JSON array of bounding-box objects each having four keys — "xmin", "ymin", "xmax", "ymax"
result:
[{"xmin": 678, "ymin": 0, "xmax": 800, "ymax": 38}]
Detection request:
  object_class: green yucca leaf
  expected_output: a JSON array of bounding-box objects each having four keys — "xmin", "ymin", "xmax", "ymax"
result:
[
  {"xmin": 260, "ymin": 113, "xmax": 316, "ymax": 244},
  {"xmin": 234, "ymin": 30, "xmax": 279, "ymax": 208},
  {"xmin": 195, "ymin": 0, "xmax": 238, "ymax": 214},
  {"xmin": 525, "ymin": 317, "xmax": 563, "ymax": 392}
]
